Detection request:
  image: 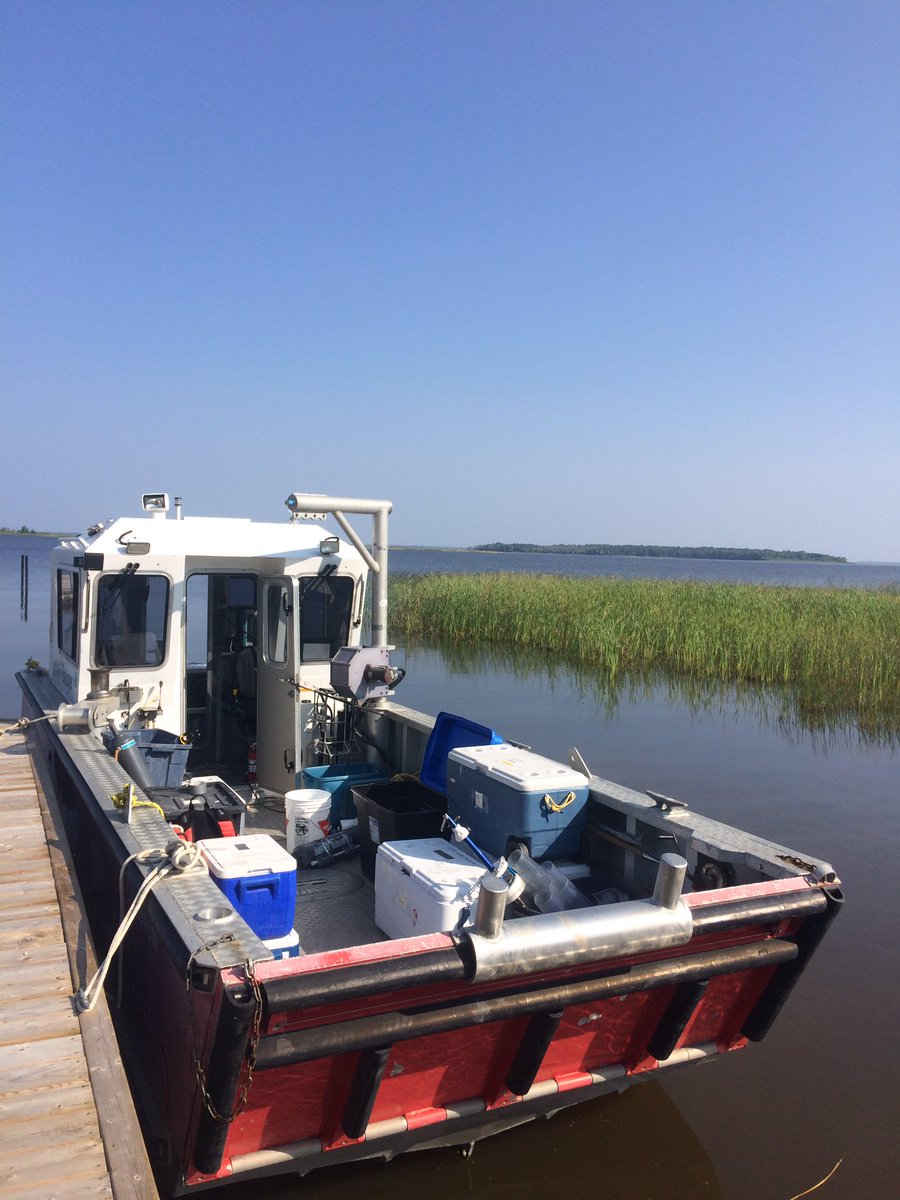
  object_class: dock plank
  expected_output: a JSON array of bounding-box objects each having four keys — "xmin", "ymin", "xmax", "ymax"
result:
[
  {"xmin": 0, "ymin": 919, "xmax": 72, "ymax": 951},
  {"xmin": 0, "ymin": 875, "xmax": 59, "ymax": 900},
  {"xmin": 0, "ymin": 1137, "xmax": 111, "ymax": 1194},
  {"xmin": 0, "ymin": 993, "xmax": 77, "ymax": 1046},
  {"xmin": 0, "ymin": 727, "xmax": 157, "ymax": 1200},
  {"xmin": 0, "ymin": 1079, "xmax": 95, "ymax": 1120}
]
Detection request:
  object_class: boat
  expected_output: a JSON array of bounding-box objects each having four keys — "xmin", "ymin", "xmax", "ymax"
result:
[{"xmin": 16, "ymin": 490, "xmax": 844, "ymax": 1195}]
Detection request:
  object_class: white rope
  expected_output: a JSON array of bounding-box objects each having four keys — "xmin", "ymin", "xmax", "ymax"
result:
[
  {"xmin": 1, "ymin": 714, "xmax": 56, "ymax": 736},
  {"xmin": 76, "ymin": 840, "xmax": 206, "ymax": 1013}
]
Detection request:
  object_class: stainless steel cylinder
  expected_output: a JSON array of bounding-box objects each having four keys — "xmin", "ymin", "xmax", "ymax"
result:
[
  {"xmin": 56, "ymin": 703, "xmax": 92, "ymax": 733},
  {"xmin": 474, "ymin": 875, "xmax": 508, "ymax": 940},
  {"xmin": 652, "ymin": 853, "xmax": 688, "ymax": 909},
  {"xmin": 87, "ymin": 668, "xmax": 111, "ymax": 699},
  {"xmin": 465, "ymin": 896, "xmax": 693, "ymax": 982}
]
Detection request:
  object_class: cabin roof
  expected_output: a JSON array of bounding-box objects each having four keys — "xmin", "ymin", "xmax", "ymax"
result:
[{"xmin": 56, "ymin": 515, "xmax": 363, "ymax": 563}]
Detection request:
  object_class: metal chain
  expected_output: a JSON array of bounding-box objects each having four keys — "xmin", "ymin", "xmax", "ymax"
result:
[
  {"xmin": 185, "ymin": 938, "xmax": 263, "ymax": 1124},
  {"xmin": 184, "ymin": 933, "xmax": 239, "ymax": 989},
  {"xmin": 231, "ymin": 958, "xmax": 263, "ymax": 1118}
]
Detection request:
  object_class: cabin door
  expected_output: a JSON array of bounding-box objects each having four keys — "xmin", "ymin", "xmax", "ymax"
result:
[{"xmin": 256, "ymin": 575, "xmax": 302, "ymax": 794}]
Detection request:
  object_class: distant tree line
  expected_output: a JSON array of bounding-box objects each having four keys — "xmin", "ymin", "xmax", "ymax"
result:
[
  {"xmin": 0, "ymin": 525, "xmax": 66, "ymax": 537},
  {"xmin": 471, "ymin": 543, "xmax": 847, "ymax": 563}
]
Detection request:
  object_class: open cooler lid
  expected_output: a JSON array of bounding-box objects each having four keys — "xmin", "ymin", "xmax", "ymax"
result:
[
  {"xmin": 419, "ymin": 711, "xmax": 504, "ymax": 794},
  {"xmin": 448, "ymin": 743, "xmax": 587, "ymax": 792}
]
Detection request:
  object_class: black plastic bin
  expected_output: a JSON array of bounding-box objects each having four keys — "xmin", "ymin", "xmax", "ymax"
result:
[
  {"xmin": 149, "ymin": 778, "xmax": 248, "ymax": 838},
  {"xmin": 353, "ymin": 779, "xmax": 447, "ymax": 881},
  {"xmin": 104, "ymin": 728, "xmax": 192, "ymax": 789}
]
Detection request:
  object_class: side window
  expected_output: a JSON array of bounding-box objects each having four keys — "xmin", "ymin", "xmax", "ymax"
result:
[
  {"xmin": 265, "ymin": 583, "xmax": 288, "ymax": 666},
  {"xmin": 300, "ymin": 576, "xmax": 354, "ymax": 661},
  {"xmin": 95, "ymin": 573, "xmax": 169, "ymax": 667},
  {"xmin": 56, "ymin": 569, "xmax": 80, "ymax": 661}
]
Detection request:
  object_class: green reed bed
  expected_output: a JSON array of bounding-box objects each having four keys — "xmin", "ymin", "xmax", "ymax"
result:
[{"xmin": 389, "ymin": 573, "xmax": 900, "ymax": 735}]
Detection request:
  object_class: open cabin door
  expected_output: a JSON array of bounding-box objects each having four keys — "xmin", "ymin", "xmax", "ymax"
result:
[{"xmin": 257, "ymin": 575, "xmax": 302, "ymax": 794}]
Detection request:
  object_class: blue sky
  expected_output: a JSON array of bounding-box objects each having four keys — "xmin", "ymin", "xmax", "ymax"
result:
[{"xmin": 2, "ymin": 2, "xmax": 898, "ymax": 559}]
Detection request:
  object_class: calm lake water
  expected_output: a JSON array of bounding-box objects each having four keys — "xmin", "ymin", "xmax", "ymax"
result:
[
  {"xmin": 393, "ymin": 546, "xmax": 900, "ymax": 590},
  {"xmin": 3, "ymin": 534, "xmax": 899, "ymax": 1198}
]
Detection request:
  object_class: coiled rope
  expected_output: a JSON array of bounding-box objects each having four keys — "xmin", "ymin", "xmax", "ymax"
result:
[{"xmin": 76, "ymin": 839, "xmax": 206, "ymax": 1013}]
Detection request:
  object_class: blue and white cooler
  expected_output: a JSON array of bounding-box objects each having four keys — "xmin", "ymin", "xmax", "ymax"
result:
[
  {"xmin": 446, "ymin": 744, "xmax": 590, "ymax": 859},
  {"xmin": 263, "ymin": 928, "xmax": 301, "ymax": 960},
  {"xmin": 198, "ymin": 834, "xmax": 297, "ymax": 940}
]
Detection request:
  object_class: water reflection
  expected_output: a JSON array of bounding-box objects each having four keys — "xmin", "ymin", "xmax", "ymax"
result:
[
  {"xmin": 19, "ymin": 553, "xmax": 29, "ymax": 621},
  {"xmin": 406, "ymin": 637, "xmax": 900, "ymax": 752},
  {"xmin": 227, "ymin": 1082, "xmax": 718, "ymax": 1200}
]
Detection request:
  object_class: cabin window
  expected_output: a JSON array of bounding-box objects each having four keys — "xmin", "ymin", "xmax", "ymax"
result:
[
  {"xmin": 95, "ymin": 573, "xmax": 169, "ymax": 667},
  {"xmin": 265, "ymin": 582, "xmax": 289, "ymax": 666},
  {"xmin": 56, "ymin": 569, "xmax": 80, "ymax": 661},
  {"xmin": 300, "ymin": 575, "xmax": 353, "ymax": 661}
]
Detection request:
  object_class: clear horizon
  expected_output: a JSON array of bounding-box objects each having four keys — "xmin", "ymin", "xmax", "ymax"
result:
[
  {"xmin": 2, "ymin": 3, "xmax": 898, "ymax": 560},
  {"xmin": 2, "ymin": 527, "xmax": 892, "ymax": 565}
]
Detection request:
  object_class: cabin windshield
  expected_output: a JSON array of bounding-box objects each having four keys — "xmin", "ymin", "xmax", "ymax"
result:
[
  {"xmin": 299, "ymin": 574, "xmax": 354, "ymax": 661},
  {"xmin": 95, "ymin": 572, "xmax": 170, "ymax": 667}
]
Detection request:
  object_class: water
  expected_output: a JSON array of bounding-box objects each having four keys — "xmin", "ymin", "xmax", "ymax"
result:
[
  {"xmin": 0, "ymin": 534, "xmax": 56, "ymax": 718},
  {"xmin": 382, "ymin": 642, "xmax": 900, "ymax": 1200},
  {"xmin": 392, "ymin": 546, "xmax": 900, "ymax": 589},
  {"xmin": 4, "ymin": 535, "xmax": 899, "ymax": 1197}
]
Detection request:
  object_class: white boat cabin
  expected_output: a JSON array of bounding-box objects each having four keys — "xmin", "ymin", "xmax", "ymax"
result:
[{"xmin": 47, "ymin": 492, "xmax": 380, "ymax": 794}]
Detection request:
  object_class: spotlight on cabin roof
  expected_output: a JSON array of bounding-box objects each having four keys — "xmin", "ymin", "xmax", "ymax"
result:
[{"xmin": 141, "ymin": 493, "xmax": 169, "ymax": 518}]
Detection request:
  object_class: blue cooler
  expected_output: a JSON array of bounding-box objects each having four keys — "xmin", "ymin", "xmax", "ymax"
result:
[
  {"xmin": 446, "ymin": 744, "xmax": 589, "ymax": 859},
  {"xmin": 198, "ymin": 835, "xmax": 296, "ymax": 940}
]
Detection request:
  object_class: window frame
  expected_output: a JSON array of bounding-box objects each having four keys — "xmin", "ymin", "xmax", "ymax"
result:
[
  {"xmin": 263, "ymin": 581, "xmax": 289, "ymax": 667},
  {"xmin": 299, "ymin": 574, "xmax": 355, "ymax": 662},
  {"xmin": 56, "ymin": 568, "xmax": 80, "ymax": 663},
  {"xmin": 93, "ymin": 571, "xmax": 171, "ymax": 668}
]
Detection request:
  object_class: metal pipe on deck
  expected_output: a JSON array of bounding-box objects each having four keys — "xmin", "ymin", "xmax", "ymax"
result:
[
  {"xmin": 465, "ymin": 858, "xmax": 689, "ymax": 983},
  {"xmin": 689, "ymin": 887, "xmax": 826, "ymax": 934},
  {"xmin": 259, "ymin": 885, "xmax": 828, "ymax": 1017},
  {"xmin": 263, "ymin": 946, "xmax": 468, "ymax": 1013},
  {"xmin": 255, "ymin": 939, "xmax": 799, "ymax": 1071},
  {"xmin": 464, "ymin": 894, "xmax": 693, "ymax": 982}
]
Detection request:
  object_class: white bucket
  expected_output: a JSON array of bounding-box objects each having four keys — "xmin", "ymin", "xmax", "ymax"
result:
[{"xmin": 285, "ymin": 789, "xmax": 332, "ymax": 854}]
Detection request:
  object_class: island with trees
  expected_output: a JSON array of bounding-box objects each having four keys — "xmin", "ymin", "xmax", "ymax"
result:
[
  {"xmin": 471, "ymin": 543, "xmax": 847, "ymax": 563},
  {"xmin": 0, "ymin": 525, "xmax": 70, "ymax": 537}
]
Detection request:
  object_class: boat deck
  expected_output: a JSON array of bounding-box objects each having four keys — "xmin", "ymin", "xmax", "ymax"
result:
[
  {"xmin": 0, "ymin": 725, "xmax": 158, "ymax": 1200},
  {"xmin": 243, "ymin": 791, "xmax": 387, "ymax": 955}
]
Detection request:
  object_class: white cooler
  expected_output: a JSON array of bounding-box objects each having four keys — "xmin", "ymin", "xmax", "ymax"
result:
[{"xmin": 374, "ymin": 838, "xmax": 486, "ymax": 940}]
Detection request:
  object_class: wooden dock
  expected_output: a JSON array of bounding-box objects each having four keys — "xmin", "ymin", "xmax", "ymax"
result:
[{"xmin": 0, "ymin": 725, "xmax": 158, "ymax": 1199}]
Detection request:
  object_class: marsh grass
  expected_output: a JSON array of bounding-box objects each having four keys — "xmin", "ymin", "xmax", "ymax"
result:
[{"xmin": 390, "ymin": 573, "xmax": 900, "ymax": 740}]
